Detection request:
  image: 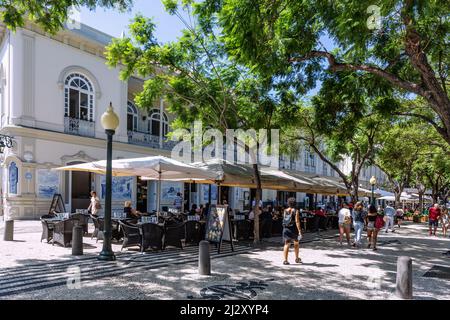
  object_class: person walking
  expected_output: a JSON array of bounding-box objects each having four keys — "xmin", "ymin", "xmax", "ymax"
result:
[
  {"xmin": 428, "ymin": 203, "xmax": 441, "ymax": 236},
  {"xmin": 396, "ymin": 207, "xmax": 405, "ymax": 228},
  {"xmin": 338, "ymin": 202, "xmax": 352, "ymax": 246},
  {"xmin": 87, "ymin": 191, "xmax": 101, "ymax": 216},
  {"xmin": 282, "ymin": 197, "xmax": 302, "ymax": 265},
  {"xmin": 352, "ymin": 202, "xmax": 367, "ymax": 247},
  {"xmin": 313, "ymin": 205, "xmax": 327, "ymax": 232},
  {"xmin": 440, "ymin": 208, "xmax": 449, "ymax": 237},
  {"xmin": 173, "ymin": 192, "xmax": 183, "ymax": 212},
  {"xmin": 383, "ymin": 204, "xmax": 396, "ymax": 233},
  {"xmin": 366, "ymin": 205, "xmax": 380, "ymax": 251}
]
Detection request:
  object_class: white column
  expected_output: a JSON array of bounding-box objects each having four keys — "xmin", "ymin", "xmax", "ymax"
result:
[{"xmin": 10, "ymin": 31, "xmax": 23, "ymax": 125}]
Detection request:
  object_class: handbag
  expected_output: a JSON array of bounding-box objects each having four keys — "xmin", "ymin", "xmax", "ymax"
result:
[
  {"xmin": 375, "ymin": 215, "xmax": 385, "ymax": 229},
  {"xmin": 95, "ymin": 201, "xmax": 102, "ymax": 210},
  {"xmin": 343, "ymin": 214, "xmax": 352, "ymax": 225}
]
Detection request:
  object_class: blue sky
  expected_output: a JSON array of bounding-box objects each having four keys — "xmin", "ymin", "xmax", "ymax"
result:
[
  {"xmin": 80, "ymin": 0, "xmax": 186, "ymax": 42},
  {"xmin": 79, "ymin": 0, "xmax": 326, "ymax": 96}
]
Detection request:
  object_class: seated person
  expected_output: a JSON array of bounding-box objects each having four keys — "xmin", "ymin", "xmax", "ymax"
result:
[
  {"xmin": 123, "ymin": 201, "xmax": 141, "ymax": 219},
  {"xmin": 313, "ymin": 206, "xmax": 328, "ymax": 231},
  {"xmin": 189, "ymin": 204, "xmax": 198, "ymax": 215},
  {"xmin": 260, "ymin": 206, "xmax": 273, "ymax": 221}
]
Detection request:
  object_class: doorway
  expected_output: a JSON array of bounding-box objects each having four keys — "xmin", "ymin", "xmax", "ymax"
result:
[
  {"xmin": 136, "ymin": 177, "xmax": 148, "ymax": 213},
  {"xmin": 71, "ymin": 171, "xmax": 92, "ymax": 212}
]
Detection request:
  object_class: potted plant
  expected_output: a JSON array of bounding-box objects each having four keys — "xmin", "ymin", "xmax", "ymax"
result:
[{"xmin": 413, "ymin": 211, "xmax": 421, "ymax": 223}]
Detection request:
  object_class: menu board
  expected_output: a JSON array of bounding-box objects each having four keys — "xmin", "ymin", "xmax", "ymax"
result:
[
  {"xmin": 205, "ymin": 205, "xmax": 234, "ymax": 253},
  {"xmin": 49, "ymin": 194, "xmax": 66, "ymax": 215}
]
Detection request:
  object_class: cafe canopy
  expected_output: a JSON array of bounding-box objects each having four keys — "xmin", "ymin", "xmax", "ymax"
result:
[
  {"xmin": 55, "ymin": 156, "xmax": 217, "ymax": 180},
  {"xmin": 56, "ymin": 156, "xmax": 383, "ymax": 198}
]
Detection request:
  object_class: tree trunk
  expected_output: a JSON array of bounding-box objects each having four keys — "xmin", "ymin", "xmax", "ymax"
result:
[
  {"xmin": 418, "ymin": 191, "xmax": 424, "ymax": 213},
  {"xmin": 252, "ymin": 163, "xmax": 262, "ymax": 244},
  {"xmin": 394, "ymin": 192, "xmax": 401, "ymax": 209},
  {"xmin": 351, "ymin": 178, "xmax": 359, "ymax": 204}
]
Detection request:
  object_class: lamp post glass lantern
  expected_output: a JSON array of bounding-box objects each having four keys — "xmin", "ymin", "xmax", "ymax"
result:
[
  {"xmin": 370, "ymin": 176, "xmax": 377, "ymax": 206},
  {"xmin": 98, "ymin": 102, "xmax": 119, "ymax": 261}
]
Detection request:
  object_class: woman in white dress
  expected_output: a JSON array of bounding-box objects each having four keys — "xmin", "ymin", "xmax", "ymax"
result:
[
  {"xmin": 338, "ymin": 202, "xmax": 352, "ymax": 246},
  {"xmin": 87, "ymin": 191, "xmax": 101, "ymax": 216}
]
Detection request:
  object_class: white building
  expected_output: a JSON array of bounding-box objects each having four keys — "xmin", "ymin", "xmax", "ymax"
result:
[{"xmin": 0, "ymin": 21, "xmax": 387, "ymax": 219}]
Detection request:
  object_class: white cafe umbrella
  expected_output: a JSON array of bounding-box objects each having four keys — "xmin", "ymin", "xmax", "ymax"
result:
[{"xmin": 55, "ymin": 156, "xmax": 218, "ymax": 213}]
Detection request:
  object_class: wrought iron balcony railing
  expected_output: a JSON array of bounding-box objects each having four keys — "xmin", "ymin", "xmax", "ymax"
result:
[
  {"xmin": 64, "ymin": 117, "xmax": 95, "ymax": 138},
  {"xmin": 127, "ymin": 130, "xmax": 177, "ymax": 151}
]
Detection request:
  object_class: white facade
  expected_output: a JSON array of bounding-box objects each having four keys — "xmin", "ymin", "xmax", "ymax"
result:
[{"xmin": 0, "ymin": 22, "xmax": 183, "ymax": 219}]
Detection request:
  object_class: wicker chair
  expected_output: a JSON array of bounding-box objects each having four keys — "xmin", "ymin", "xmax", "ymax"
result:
[
  {"xmin": 271, "ymin": 219, "xmax": 283, "ymax": 236},
  {"xmin": 260, "ymin": 217, "xmax": 273, "ymax": 238},
  {"xmin": 118, "ymin": 221, "xmax": 141, "ymax": 251},
  {"xmin": 111, "ymin": 220, "xmax": 123, "ymax": 241},
  {"xmin": 235, "ymin": 219, "xmax": 252, "ymax": 240},
  {"xmin": 140, "ymin": 223, "xmax": 164, "ymax": 252},
  {"xmin": 71, "ymin": 213, "xmax": 89, "ymax": 234},
  {"xmin": 185, "ymin": 221, "xmax": 202, "ymax": 245},
  {"xmin": 52, "ymin": 219, "xmax": 75, "ymax": 247},
  {"xmin": 90, "ymin": 215, "xmax": 104, "ymax": 241},
  {"xmin": 164, "ymin": 222, "xmax": 185, "ymax": 250},
  {"xmin": 40, "ymin": 219, "xmax": 54, "ymax": 243}
]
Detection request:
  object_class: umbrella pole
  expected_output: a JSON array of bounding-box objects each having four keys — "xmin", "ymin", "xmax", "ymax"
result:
[
  {"xmin": 208, "ymin": 184, "xmax": 212, "ymax": 204},
  {"xmin": 157, "ymin": 171, "xmax": 161, "ymax": 218}
]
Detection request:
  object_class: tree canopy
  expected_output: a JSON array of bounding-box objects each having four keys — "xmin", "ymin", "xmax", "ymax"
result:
[
  {"xmin": 0, "ymin": 0, "xmax": 133, "ymax": 33},
  {"xmin": 106, "ymin": 4, "xmax": 288, "ymax": 241},
  {"xmin": 193, "ymin": 0, "xmax": 450, "ymax": 145}
]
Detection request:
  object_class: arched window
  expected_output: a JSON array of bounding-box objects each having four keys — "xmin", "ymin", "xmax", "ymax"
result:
[
  {"xmin": 127, "ymin": 101, "xmax": 138, "ymax": 132},
  {"xmin": 64, "ymin": 73, "xmax": 94, "ymax": 121},
  {"xmin": 148, "ymin": 109, "xmax": 169, "ymax": 136}
]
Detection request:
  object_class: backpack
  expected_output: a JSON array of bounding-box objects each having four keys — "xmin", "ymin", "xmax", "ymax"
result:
[
  {"xmin": 95, "ymin": 201, "xmax": 102, "ymax": 210},
  {"xmin": 282, "ymin": 209, "xmax": 295, "ymax": 227},
  {"xmin": 375, "ymin": 215, "xmax": 385, "ymax": 229}
]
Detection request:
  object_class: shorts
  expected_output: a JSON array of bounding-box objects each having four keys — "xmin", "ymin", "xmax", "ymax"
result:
[
  {"xmin": 429, "ymin": 219, "xmax": 439, "ymax": 228},
  {"xmin": 339, "ymin": 223, "xmax": 351, "ymax": 229},
  {"xmin": 282, "ymin": 226, "xmax": 299, "ymax": 242},
  {"xmin": 367, "ymin": 221, "xmax": 376, "ymax": 230}
]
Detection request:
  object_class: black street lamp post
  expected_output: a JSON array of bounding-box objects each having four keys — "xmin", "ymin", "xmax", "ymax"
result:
[
  {"xmin": 370, "ymin": 176, "xmax": 377, "ymax": 207},
  {"xmin": 98, "ymin": 102, "xmax": 119, "ymax": 261}
]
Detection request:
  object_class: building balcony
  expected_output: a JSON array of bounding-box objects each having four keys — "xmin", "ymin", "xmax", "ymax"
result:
[
  {"xmin": 127, "ymin": 130, "xmax": 178, "ymax": 151},
  {"xmin": 64, "ymin": 117, "xmax": 95, "ymax": 138}
]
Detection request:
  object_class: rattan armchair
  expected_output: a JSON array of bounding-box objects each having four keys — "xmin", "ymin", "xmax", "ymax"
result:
[
  {"xmin": 234, "ymin": 219, "xmax": 252, "ymax": 240},
  {"xmin": 52, "ymin": 219, "xmax": 75, "ymax": 247},
  {"xmin": 90, "ymin": 215, "xmax": 104, "ymax": 241},
  {"xmin": 184, "ymin": 221, "xmax": 202, "ymax": 245},
  {"xmin": 118, "ymin": 221, "xmax": 141, "ymax": 251},
  {"xmin": 40, "ymin": 219, "xmax": 54, "ymax": 243},
  {"xmin": 164, "ymin": 222, "xmax": 185, "ymax": 250},
  {"xmin": 140, "ymin": 223, "xmax": 164, "ymax": 252}
]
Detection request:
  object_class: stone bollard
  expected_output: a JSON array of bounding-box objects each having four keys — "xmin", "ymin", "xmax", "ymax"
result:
[
  {"xmin": 395, "ymin": 256, "xmax": 413, "ymax": 299},
  {"xmin": 72, "ymin": 225, "xmax": 84, "ymax": 256},
  {"xmin": 3, "ymin": 220, "xmax": 14, "ymax": 241},
  {"xmin": 199, "ymin": 240, "xmax": 211, "ymax": 275}
]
